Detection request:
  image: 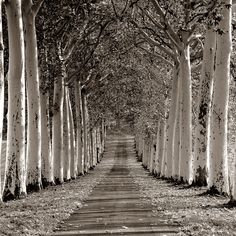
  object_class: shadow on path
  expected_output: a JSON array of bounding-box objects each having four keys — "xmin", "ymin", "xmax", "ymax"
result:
[{"xmin": 51, "ymin": 135, "xmax": 179, "ymax": 235}]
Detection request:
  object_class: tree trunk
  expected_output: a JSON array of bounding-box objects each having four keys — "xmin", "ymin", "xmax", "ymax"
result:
[
  {"xmin": 209, "ymin": 1, "xmax": 232, "ymax": 195},
  {"xmin": 160, "ymin": 118, "xmax": 167, "ymax": 177},
  {"xmin": 68, "ymin": 89, "xmax": 76, "ymax": 179},
  {"xmin": 154, "ymin": 120, "xmax": 161, "ymax": 176},
  {"xmin": 40, "ymin": 89, "xmax": 52, "ymax": 185},
  {"xmin": 52, "ymin": 76, "xmax": 64, "ymax": 184},
  {"xmin": 101, "ymin": 119, "xmax": 106, "ymax": 153},
  {"xmin": 3, "ymin": 0, "xmax": 27, "ymax": 200},
  {"xmin": 179, "ymin": 40, "xmax": 193, "ymax": 184},
  {"xmin": 22, "ymin": 1, "xmax": 42, "ymax": 190},
  {"xmin": 63, "ymin": 85, "xmax": 71, "ymax": 181},
  {"xmin": 165, "ymin": 66, "xmax": 179, "ymax": 179},
  {"xmin": 172, "ymin": 74, "xmax": 181, "ymax": 179},
  {"xmin": 193, "ymin": 29, "xmax": 216, "ymax": 186},
  {"xmin": 74, "ymin": 80, "xmax": 83, "ymax": 175},
  {"xmin": 0, "ymin": 0, "xmax": 4, "ymax": 201},
  {"xmin": 143, "ymin": 139, "xmax": 148, "ymax": 168},
  {"xmin": 81, "ymin": 91, "xmax": 89, "ymax": 172},
  {"xmin": 92, "ymin": 128, "xmax": 96, "ymax": 166},
  {"xmin": 149, "ymin": 136, "xmax": 156, "ymax": 174},
  {"xmin": 95, "ymin": 126, "xmax": 100, "ymax": 163}
]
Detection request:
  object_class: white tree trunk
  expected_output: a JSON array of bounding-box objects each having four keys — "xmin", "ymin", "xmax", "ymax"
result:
[
  {"xmin": 193, "ymin": 29, "xmax": 216, "ymax": 186},
  {"xmin": 40, "ymin": 89, "xmax": 52, "ymax": 184},
  {"xmin": 52, "ymin": 76, "xmax": 64, "ymax": 184},
  {"xmin": 165, "ymin": 66, "xmax": 179, "ymax": 179},
  {"xmin": 154, "ymin": 120, "xmax": 161, "ymax": 175},
  {"xmin": 160, "ymin": 118, "xmax": 167, "ymax": 177},
  {"xmin": 209, "ymin": 0, "xmax": 232, "ymax": 195},
  {"xmin": 68, "ymin": 89, "xmax": 76, "ymax": 179},
  {"xmin": 136, "ymin": 135, "xmax": 141, "ymax": 161},
  {"xmin": 101, "ymin": 119, "xmax": 106, "ymax": 153},
  {"xmin": 147, "ymin": 141, "xmax": 152, "ymax": 170},
  {"xmin": 81, "ymin": 91, "xmax": 89, "ymax": 172},
  {"xmin": 149, "ymin": 136, "xmax": 156, "ymax": 174},
  {"xmin": 0, "ymin": 0, "xmax": 4, "ymax": 201},
  {"xmin": 88, "ymin": 129, "xmax": 93, "ymax": 168},
  {"xmin": 179, "ymin": 41, "xmax": 193, "ymax": 184},
  {"xmin": 96, "ymin": 126, "xmax": 102, "ymax": 163},
  {"xmin": 4, "ymin": 0, "xmax": 27, "ymax": 199},
  {"xmin": 74, "ymin": 80, "xmax": 83, "ymax": 175},
  {"xmin": 63, "ymin": 86, "xmax": 71, "ymax": 181},
  {"xmin": 172, "ymin": 75, "xmax": 181, "ymax": 179},
  {"xmin": 22, "ymin": 2, "xmax": 42, "ymax": 190},
  {"xmin": 92, "ymin": 128, "xmax": 96, "ymax": 166},
  {"xmin": 143, "ymin": 139, "xmax": 148, "ymax": 168}
]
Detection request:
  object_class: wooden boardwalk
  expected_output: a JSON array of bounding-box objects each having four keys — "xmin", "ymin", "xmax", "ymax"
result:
[{"xmin": 51, "ymin": 136, "xmax": 179, "ymax": 236}]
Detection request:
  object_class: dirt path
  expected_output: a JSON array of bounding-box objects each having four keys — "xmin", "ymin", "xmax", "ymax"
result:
[
  {"xmin": 51, "ymin": 135, "xmax": 179, "ymax": 235},
  {"xmin": 1, "ymin": 135, "xmax": 235, "ymax": 235}
]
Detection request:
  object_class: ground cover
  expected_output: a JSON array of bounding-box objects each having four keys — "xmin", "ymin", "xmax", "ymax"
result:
[{"xmin": 129, "ymin": 159, "xmax": 236, "ymax": 236}]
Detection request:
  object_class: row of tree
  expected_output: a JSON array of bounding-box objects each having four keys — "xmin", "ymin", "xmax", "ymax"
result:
[
  {"xmin": 1, "ymin": 0, "xmax": 236, "ymax": 204},
  {"xmin": 0, "ymin": 0, "xmax": 110, "ymax": 202},
  {"xmin": 134, "ymin": 0, "xmax": 236, "ymax": 202}
]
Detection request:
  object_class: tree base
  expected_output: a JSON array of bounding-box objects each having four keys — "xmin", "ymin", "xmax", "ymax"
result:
[
  {"xmin": 77, "ymin": 172, "xmax": 84, "ymax": 177},
  {"xmin": 201, "ymin": 186, "xmax": 228, "ymax": 197},
  {"xmin": 42, "ymin": 178, "xmax": 55, "ymax": 188},
  {"xmin": 2, "ymin": 189, "xmax": 27, "ymax": 202},
  {"xmin": 27, "ymin": 182, "xmax": 42, "ymax": 193},
  {"xmin": 191, "ymin": 180, "xmax": 207, "ymax": 187},
  {"xmin": 2, "ymin": 189, "xmax": 15, "ymax": 202},
  {"xmin": 192, "ymin": 167, "xmax": 208, "ymax": 187},
  {"xmin": 63, "ymin": 178, "xmax": 71, "ymax": 183}
]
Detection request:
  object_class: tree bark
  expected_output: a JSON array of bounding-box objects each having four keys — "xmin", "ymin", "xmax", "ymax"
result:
[
  {"xmin": 22, "ymin": 0, "xmax": 42, "ymax": 190},
  {"xmin": 179, "ymin": 37, "xmax": 193, "ymax": 184},
  {"xmin": 154, "ymin": 120, "xmax": 161, "ymax": 175},
  {"xmin": 209, "ymin": 0, "xmax": 232, "ymax": 195},
  {"xmin": 165, "ymin": 66, "xmax": 179, "ymax": 179},
  {"xmin": 0, "ymin": 0, "xmax": 4, "ymax": 201},
  {"xmin": 193, "ymin": 29, "xmax": 216, "ymax": 186},
  {"xmin": 68, "ymin": 89, "xmax": 76, "ymax": 179},
  {"xmin": 81, "ymin": 91, "xmax": 89, "ymax": 172},
  {"xmin": 74, "ymin": 80, "xmax": 83, "ymax": 175},
  {"xmin": 63, "ymin": 85, "xmax": 71, "ymax": 181},
  {"xmin": 40, "ymin": 89, "xmax": 52, "ymax": 184},
  {"xmin": 52, "ymin": 76, "xmax": 64, "ymax": 184},
  {"xmin": 3, "ymin": 0, "xmax": 27, "ymax": 200},
  {"xmin": 160, "ymin": 118, "xmax": 167, "ymax": 177},
  {"xmin": 172, "ymin": 74, "xmax": 181, "ymax": 180}
]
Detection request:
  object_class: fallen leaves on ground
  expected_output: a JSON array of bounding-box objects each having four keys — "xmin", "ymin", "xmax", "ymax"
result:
[
  {"xmin": 0, "ymin": 158, "xmax": 114, "ymax": 236},
  {"xmin": 128, "ymin": 159, "xmax": 236, "ymax": 236}
]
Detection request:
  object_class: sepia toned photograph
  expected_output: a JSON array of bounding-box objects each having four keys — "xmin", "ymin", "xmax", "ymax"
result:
[{"xmin": 0, "ymin": 0, "xmax": 236, "ymax": 235}]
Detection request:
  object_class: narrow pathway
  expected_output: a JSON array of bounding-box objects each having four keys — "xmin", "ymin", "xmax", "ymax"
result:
[{"xmin": 51, "ymin": 135, "xmax": 179, "ymax": 235}]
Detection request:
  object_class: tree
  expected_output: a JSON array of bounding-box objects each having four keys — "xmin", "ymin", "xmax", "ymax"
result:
[
  {"xmin": 0, "ymin": 0, "xmax": 4, "ymax": 202},
  {"xmin": 193, "ymin": 28, "xmax": 216, "ymax": 186},
  {"xmin": 3, "ymin": 0, "xmax": 27, "ymax": 200},
  {"xmin": 22, "ymin": 0, "xmax": 44, "ymax": 190},
  {"xmin": 208, "ymin": 0, "xmax": 232, "ymax": 195}
]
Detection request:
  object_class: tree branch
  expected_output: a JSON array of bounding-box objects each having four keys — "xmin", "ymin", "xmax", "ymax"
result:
[
  {"xmin": 32, "ymin": 0, "xmax": 44, "ymax": 15},
  {"xmin": 149, "ymin": 0, "xmax": 182, "ymax": 47},
  {"xmin": 131, "ymin": 20, "xmax": 177, "ymax": 61},
  {"xmin": 138, "ymin": 46, "xmax": 174, "ymax": 67}
]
